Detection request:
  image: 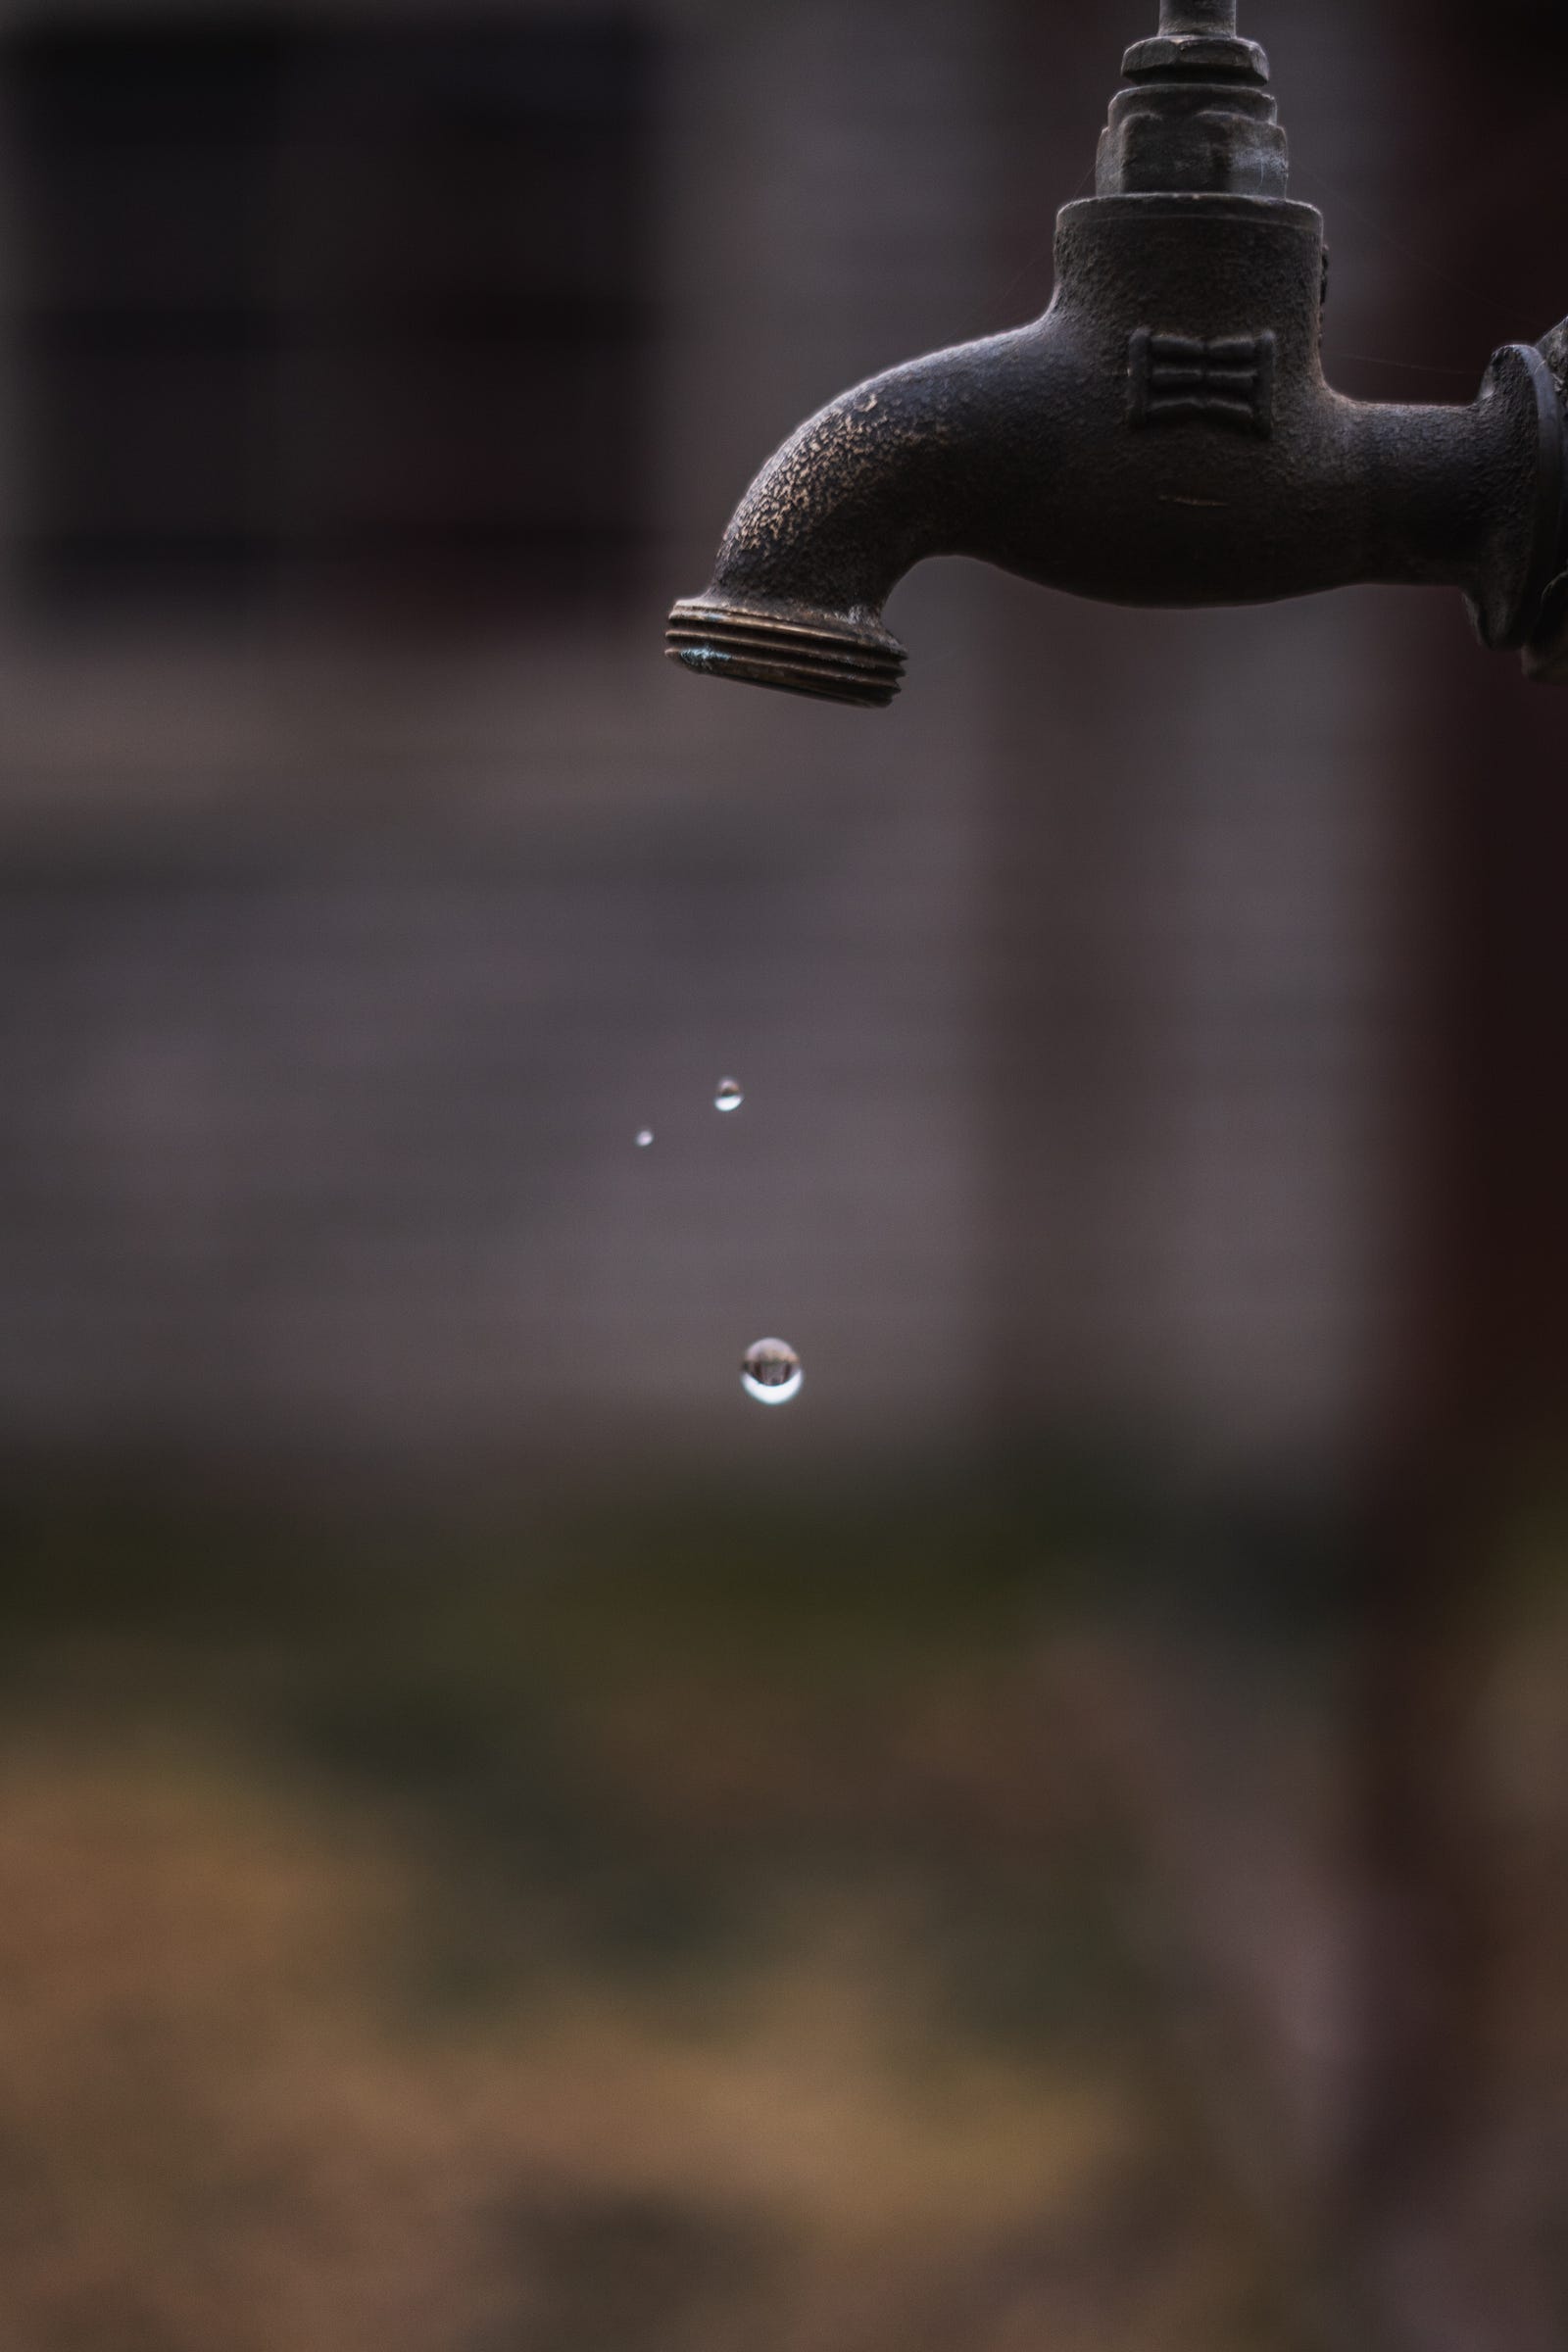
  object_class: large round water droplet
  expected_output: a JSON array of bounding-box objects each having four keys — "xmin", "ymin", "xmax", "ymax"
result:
[
  {"xmin": 635, "ymin": 1129, "xmax": 655, "ymax": 1149},
  {"xmin": 741, "ymin": 1338, "xmax": 802, "ymax": 1406},
  {"xmin": 714, "ymin": 1078, "xmax": 744, "ymax": 1113}
]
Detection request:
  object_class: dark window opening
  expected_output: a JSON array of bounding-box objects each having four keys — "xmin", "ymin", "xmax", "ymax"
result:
[{"xmin": 3, "ymin": 18, "xmax": 655, "ymax": 625}]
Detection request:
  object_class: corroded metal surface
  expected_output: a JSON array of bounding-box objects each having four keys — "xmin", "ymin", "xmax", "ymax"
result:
[{"xmin": 667, "ymin": 2, "xmax": 1568, "ymax": 707}]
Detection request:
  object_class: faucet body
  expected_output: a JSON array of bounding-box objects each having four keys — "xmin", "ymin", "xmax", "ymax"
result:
[{"xmin": 667, "ymin": 8, "xmax": 1568, "ymax": 707}]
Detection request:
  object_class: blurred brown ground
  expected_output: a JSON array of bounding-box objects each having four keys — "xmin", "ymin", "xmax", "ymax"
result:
[{"xmin": 0, "ymin": 1512, "xmax": 1296, "ymax": 2352}]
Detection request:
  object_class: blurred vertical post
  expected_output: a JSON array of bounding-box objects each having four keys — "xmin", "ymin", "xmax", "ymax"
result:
[
  {"xmin": 1332, "ymin": 2, "xmax": 1568, "ymax": 2342},
  {"xmin": 983, "ymin": 1, "xmax": 1568, "ymax": 2344}
]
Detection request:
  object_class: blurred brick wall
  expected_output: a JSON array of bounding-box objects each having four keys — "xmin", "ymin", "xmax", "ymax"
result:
[{"xmin": 0, "ymin": 0, "xmax": 1485, "ymax": 1492}]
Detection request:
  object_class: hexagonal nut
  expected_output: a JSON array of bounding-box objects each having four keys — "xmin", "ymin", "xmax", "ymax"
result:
[
  {"xmin": 1102, "ymin": 100, "xmax": 1287, "ymax": 197},
  {"xmin": 1121, "ymin": 33, "xmax": 1270, "ymax": 80}
]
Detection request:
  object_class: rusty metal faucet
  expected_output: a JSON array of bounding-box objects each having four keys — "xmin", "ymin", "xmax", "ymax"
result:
[{"xmin": 666, "ymin": 0, "xmax": 1568, "ymax": 708}]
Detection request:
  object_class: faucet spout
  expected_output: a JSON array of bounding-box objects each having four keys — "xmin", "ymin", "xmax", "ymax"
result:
[
  {"xmin": 666, "ymin": 8, "xmax": 1568, "ymax": 707},
  {"xmin": 667, "ymin": 327, "xmax": 1046, "ymax": 709}
]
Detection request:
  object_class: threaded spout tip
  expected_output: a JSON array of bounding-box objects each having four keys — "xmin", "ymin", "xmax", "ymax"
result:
[{"xmin": 666, "ymin": 597, "xmax": 906, "ymax": 709}]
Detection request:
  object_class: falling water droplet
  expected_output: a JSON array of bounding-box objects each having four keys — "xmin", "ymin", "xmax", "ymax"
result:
[
  {"xmin": 714, "ymin": 1077, "xmax": 744, "ymax": 1114},
  {"xmin": 741, "ymin": 1338, "xmax": 803, "ymax": 1406},
  {"xmin": 635, "ymin": 1129, "xmax": 655, "ymax": 1149}
]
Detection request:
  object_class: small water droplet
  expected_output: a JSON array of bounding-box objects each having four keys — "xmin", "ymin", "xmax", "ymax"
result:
[
  {"xmin": 741, "ymin": 1338, "xmax": 802, "ymax": 1406},
  {"xmin": 635, "ymin": 1129, "xmax": 655, "ymax": 1149},
  {"xmin": 714, "ymin": 1077, "xmax": 744, "ymax": 1113}
]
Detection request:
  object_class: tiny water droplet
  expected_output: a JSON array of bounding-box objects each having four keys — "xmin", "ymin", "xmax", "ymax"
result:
[
  {"xmin": 635, "ymin": 1129, "xmax": 655, "ymax": 1149},
  {"xmin": 714, "ymin": 1077, "xmax": 744, "ymax": 1113},
  {"xmin": 741, "ymin": 1338, "xmax": 802, "ymax": 1406}
]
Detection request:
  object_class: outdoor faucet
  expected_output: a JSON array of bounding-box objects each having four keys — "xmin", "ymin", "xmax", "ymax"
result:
[{"xmin": 665, "ymin": 0, "xmax": 1568, "ymax": 708}]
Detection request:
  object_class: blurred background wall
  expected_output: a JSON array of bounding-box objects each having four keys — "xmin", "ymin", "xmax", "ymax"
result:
[
  {"xmin": 0, "ymin": 2, "xmax": 1561, "ymax": 2348},
  {"xmin": 0, "ymin": 0, "xmax": 1459, "ymax": 1492}
]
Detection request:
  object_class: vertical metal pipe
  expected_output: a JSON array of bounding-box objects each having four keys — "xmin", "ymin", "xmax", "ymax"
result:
[{"xmin": 1159, "ymin": 0, "xmax": 1240, "ymax": 31}]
